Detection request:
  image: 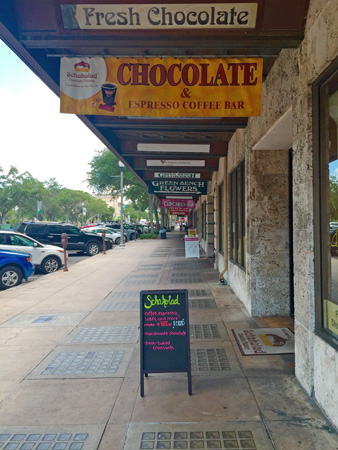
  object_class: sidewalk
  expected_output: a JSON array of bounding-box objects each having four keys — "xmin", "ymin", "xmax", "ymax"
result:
[{"xmin": 0, "ymin": 231, "xmax": 336, "ymax": 450}]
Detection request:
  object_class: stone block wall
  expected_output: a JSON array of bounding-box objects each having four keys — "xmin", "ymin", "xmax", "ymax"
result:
[{"xmin": 224, "ymin": 0, "xmax": 338, "ymax": 428}]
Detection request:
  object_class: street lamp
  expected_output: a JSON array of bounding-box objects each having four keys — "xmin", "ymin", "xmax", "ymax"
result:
[{"xmin": 118, "ymin": 160, "xmax": 125, "ymax": 247}]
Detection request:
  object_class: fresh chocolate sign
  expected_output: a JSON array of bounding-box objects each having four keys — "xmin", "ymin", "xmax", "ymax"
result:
[
  {"xmin": 61, "ymin": 3, "xmax": 258, "ymax": 30},
  {"xmin": 140, "ymin": 289, "xmax": 192, "ymax": 396}
]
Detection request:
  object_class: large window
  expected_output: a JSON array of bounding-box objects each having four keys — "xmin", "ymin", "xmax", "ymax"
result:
[
  {"xmin": 201, "ymin": 201, "xmax": 206, "ymax": 240},
  {"xmin": 315, "ymin": 61, "xmax": 338, "ymax": 345},
  {"xmin": 219, "ymin": 183, "xmax": 225, "ymax": 254},
  {"xmin": 230, "ymin": 161, "xmax": 245, "ymax": 267}
]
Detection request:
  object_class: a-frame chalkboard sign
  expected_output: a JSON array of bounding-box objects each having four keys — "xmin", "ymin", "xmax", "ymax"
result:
[{"xmin": 140, "ymin": 289, "xmax": 192, "ymax": 397}]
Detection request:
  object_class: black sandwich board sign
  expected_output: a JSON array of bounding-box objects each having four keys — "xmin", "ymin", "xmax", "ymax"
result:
[{"xmin": 140, "ymin": 289, "xmax": 192, "ymax": 397}]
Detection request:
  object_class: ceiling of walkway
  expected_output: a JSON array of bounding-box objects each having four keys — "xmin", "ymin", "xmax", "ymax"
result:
[{"xmin": 0, "ymin": 0, "xmax": 309, "ymax": 200}]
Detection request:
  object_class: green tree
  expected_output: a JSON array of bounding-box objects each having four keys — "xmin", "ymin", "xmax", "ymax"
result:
[{"xmin": 87, "ymin": 148, "xmax": 150, "ymax": 213}]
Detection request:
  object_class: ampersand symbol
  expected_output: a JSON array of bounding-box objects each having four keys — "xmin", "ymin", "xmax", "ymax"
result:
[{"xmin": 181, "ymin": 88, "xmax": 191, "ymax": 98}]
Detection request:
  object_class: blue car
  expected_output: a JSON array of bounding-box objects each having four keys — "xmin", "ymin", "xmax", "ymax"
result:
[{"xmin": 0, "ymin": 249, "xmax": 35, "ymax": 290}]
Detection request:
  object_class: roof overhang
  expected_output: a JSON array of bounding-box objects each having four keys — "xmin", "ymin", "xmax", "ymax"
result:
[{"xmin": 0, "ymin": 0, "xmax": 310, "ymax": 201}]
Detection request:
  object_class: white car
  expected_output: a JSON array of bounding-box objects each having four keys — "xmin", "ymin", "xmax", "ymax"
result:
[
  {"xmin": 0, "ymin": 231, "xmax": 66, "ymax": 274},
  {"xmin": 83, "ymin": 226, "xmax": 126, "ymax": 245}
]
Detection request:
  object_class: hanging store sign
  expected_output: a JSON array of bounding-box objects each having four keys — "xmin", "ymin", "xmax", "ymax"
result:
[
  {"xmin": 161, "ymin": 199, "xmax": 196, "ymax": 209},
  {"xmin": 60, "ymin": 4, "xmax": 258, "ymax": 30},
  {"xmin": 148, "ymin": 180, "xmax": 207, "ymax": 194},
  {"xmin": 147, "ymin": 160, "xmax": 205, "ymax": 167},
  {"xmin": 169, "ymin": 208, "xmax": 190, "ymax": 215},
  {"xmin": 60, "ymin": 57, "xmax": 263, "ymax": 118},
  {"xmin": 155, "ymin": 172, "xmax": 201, "ymax": 179}
]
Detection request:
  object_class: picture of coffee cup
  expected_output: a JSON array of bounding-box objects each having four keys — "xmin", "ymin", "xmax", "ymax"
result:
[{"xmin": 101, "ymin": 83, "xmax": 117, "ymax": 105}]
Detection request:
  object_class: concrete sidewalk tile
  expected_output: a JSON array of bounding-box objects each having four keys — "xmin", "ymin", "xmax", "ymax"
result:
[
  {"xmin": 266, "ymin": 420, "xmax": 338, "ymax": 449},
  {"xmin": 79, "ymin": 311, "xmax": 140, "ymax": 327},
  {"xmin": 132, "ymin": 376, "xmax": 261, "ymax": 423},
  {"xmin": 0, "ymin": 327, "xmax": 73, "ymax": 347},
  {"xmin": 0, "ymin": 312, "xmax": 88, "ymax": 328},
  {"xmin": 0, "ymin": 348, "xmax": 52, "ymax": 380},
  {"xmin": 0, "ymin": 379, "xmax": 122, "ymax": 425},
  {"xmin": 248, "ymin": 374, "xmax": 329, "ymax": 424},
  {"xmin": 98, "ymin": 423, "xmax": 129, "ymax": 450},
  {"xmin": 108, "ymin": 377, "xmax": 140, "ymax": 425}
]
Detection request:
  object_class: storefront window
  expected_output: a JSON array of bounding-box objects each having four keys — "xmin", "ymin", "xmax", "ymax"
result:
[
  {"xmin": 230, "ymin": 161, "xmax": 245, "ymax": 267},
  {"xmin": 219, "ymin": 183, "xmax": 225, "ymax": 254},
  {"xmin": 316, "ymin": 63, "xmax": 338, "ymax": 343},
  {"xmin": 202, "ymin": 201, "xmax": 206, "ymax": 240}
]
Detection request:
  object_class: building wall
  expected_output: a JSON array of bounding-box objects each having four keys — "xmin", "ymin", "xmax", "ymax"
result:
[{"xmin": 221, "ymin": 0, "xmax": 338, "ymax": 428}]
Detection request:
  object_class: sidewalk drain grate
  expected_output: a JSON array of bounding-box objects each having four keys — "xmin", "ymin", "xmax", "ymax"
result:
[
  {"xmin": 138, "ymin": 431, "xmax": 258, "ymax": 449},
  {"xmin": 126, "ymin": 274, "xmax": 159, "ymax": 279},
  {"xmin": 124, "ymin": 424, "xmax": 273, "ymax": 450},
  {"xmin": 188, "ymin": 289, "xmax": 213, "ymax": 298},
  {"xmin": 136, "ymin": 265, "xmax": 165, "ymax": 271},
  {"xmin": 190, "ymin": 348, "xmax": 231, "ymax": 371},
  {"xmin": 124, "ymin": 279, "xmax": 159, "ymax": 285},
  {"xmin": 190, "ymin": 324, "xmax": 221, "ymax": 340},
  {"xmin": 0, "ymin": 432, "xmax": 89, "ymax": 450},
  {"xmin": 39, "ymin": 350, "xmax": 125, "ymax": 376},
  {"xmin": 149, "ymin": 254, "xmax": 168, "ymax": 258},
  {"xmin": 70, "ymin": 326, "xmax": 137, "ymax": 344},
  {"xmin": 106, "ymin": 291, "xmax": 139, "ymax": 300},
  {"xmin": 169, "ymin": 278, "xmax": 203, "ymax": 284},
  {"xmin": 189, "ymin": 299, "xmax": 217, "ymax": 309},
  {"xmin": 99, "ymin": 301, "xmax": 138, "ymax": 311},
  {"xmin": 33, "ymin": 316, "xmax": 56, "ymax": 324}
]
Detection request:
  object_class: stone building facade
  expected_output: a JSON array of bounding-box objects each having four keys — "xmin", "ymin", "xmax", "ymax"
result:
[{"xmin": 195, "ymin": 0, "xmax": 338, "ymax": 429}]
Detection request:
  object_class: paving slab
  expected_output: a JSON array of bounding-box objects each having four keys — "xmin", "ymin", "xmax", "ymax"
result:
[
  {"xmin": 132, "ymin": 376, "xmax": 261, "ymax": 423},
  {"xmin": 266, "ymin": 420, "xmax": 338, "ymax": 450},
  {"xmin": 0, "ymin": 313, "xmax": 88, "ymax": 328},
  {"xmin": 123, "ymin": 422, "xmax": 274, "ymax": 450},
  {"xmin": 248, "ymin": 374, "xmax": 331, "ymax": 425},
  {"xmin": 0, "ymin": 327, "xmax": 73, "ymax": 347},
  {"xmin": 0, "ymin": 348, "xmax": 52, "ymax": 380},
  {"xmin": 0, "ymin": 379, "xmax": 122, "ymax": 425}
]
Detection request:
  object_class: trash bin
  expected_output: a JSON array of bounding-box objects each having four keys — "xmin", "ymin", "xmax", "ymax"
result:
[{"xmin": 159, "ymin": 228, "xmax": 167, "ymax": 239}]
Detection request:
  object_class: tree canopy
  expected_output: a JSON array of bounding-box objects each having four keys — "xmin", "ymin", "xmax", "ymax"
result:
[
  {"xmin": 87, "ymin": 148, "xmax": 150, "ymax": 211},
  {"xmin": 0, "ymin": 165, "xmax": 114, "ymax": 226}
]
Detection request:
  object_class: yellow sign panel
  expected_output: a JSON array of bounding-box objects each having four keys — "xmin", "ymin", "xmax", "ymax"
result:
[
  {"xmin": 60, "ymin": 57, "xmax": 262, "ymax": 117},
  {"xmin": 325, "ymin": 299, "xmax": 338, "ymax": 337}
]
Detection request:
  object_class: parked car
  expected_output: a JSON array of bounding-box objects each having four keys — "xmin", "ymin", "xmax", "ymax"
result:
[
  {"xmin": 15, "ymin": 222, "xmax": 113, "ymax": 255},
  {"xmin": 0, "ymin": 230, "xmax": 66, "ymax": 274},
  {"xmin": 82, "ymin": 226, "xmax": 127, "ymax": 245},
  {"xmin": 105, "ymin": 223, "xmax": 138, "ymax": 240},
  {"xmin": 0, "ymin": 249, "xmax": 34, "ymax": 290}
]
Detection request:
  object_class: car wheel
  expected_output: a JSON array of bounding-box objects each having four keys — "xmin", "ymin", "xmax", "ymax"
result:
[
  {"xmin": 0, "ymin": 265, "xmax": 23, "ymax": 290},
  {"xmin": 115, "ymin": 237, "xmax": 121, "ymax": 245},
  {"xmin": 41, "ymin": 256, "xmax": 60, "ymax": 274},
  {"xmin": 86, "ymin": 242, "xmax": 101, "ymax": 256}
]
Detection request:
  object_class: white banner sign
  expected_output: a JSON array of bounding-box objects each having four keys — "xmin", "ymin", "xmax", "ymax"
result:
[
  {"xmin": 147, "ymin": 160, "xmax": 205, "ymax": 167},
  {"xmin": 155, "ymin": 172, "xmax": 201, "ymax": 179},
  {"xmin": 60, "ymin": 3, "xmax": 258, "ymax": 30}
]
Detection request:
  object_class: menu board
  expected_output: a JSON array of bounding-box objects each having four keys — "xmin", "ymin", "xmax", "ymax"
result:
[
  {"xmin": 140, "ymin": 289, "xmax": 192, "ymax": 397},
  {"xmin": 185, "ymin": 236, "xmax": 200, "ymax": 258}
]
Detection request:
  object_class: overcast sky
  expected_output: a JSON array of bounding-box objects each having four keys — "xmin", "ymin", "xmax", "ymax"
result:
[{"xmin": 0, "ymin": 40, "xmax": 105, "ymax": 192}]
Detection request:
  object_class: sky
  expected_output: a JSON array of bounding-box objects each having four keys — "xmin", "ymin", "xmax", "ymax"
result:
[{"xmin": 0, "ymin": 40, "xmax": 105, "ymax": 192}]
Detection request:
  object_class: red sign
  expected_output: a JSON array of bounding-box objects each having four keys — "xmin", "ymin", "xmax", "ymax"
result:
[
  {"xmin": 162, "ymin": 199, "xmax": 196, "ymax": 209},
  {"xmin": 170, "ymin": 208, "xmax": 190, "ymax": 215}
]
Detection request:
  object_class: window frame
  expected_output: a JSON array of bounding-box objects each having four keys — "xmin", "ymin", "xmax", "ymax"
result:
[
  {"xmin": 230, "ymin": 160, "xmax": 246, "ymax": 269},
  {"xmin": 218, "ymin": 182, "xmax": 225, "ymax": 254},
  {"xmin": 313, "ymin": 56, "xmax": 338, "ymax": 350}
]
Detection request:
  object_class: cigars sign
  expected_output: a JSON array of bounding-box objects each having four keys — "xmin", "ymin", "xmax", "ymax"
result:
[
  {"xmin": 60, "ymin": 57, "xmax": 263, "ymax": 118},
  {"xmin": 60, "ymin": 3, "xmax": 258, "ymax": 30}
]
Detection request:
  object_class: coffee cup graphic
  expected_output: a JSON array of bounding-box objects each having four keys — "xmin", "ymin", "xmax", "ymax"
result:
[{"xmin": 101, "ymin": 83, "xmax": 117, "ymax": 106}]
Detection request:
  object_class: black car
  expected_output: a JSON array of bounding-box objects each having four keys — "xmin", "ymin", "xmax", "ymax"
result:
[{"xmin": 15, "ymin": 222, "xmax": 113, "ymax": 256}]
